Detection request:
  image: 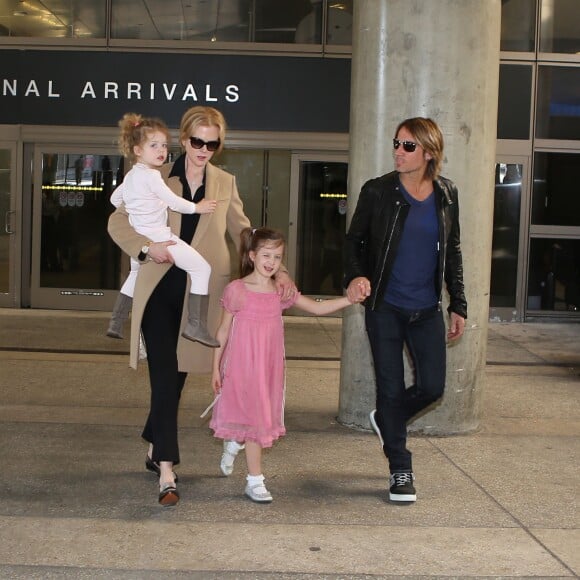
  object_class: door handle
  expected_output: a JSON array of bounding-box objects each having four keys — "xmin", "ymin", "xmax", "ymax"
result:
[{"xmin": 4, "ymin": 210, "xmax": 15, "ymax": 234}]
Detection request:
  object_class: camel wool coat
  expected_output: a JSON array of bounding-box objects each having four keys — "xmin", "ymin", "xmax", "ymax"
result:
[{"xmin": 108, "ymin": 160, "xmax": 250, "ymax": 372}]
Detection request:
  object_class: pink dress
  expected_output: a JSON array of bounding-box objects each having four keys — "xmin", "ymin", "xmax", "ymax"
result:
[{"xmin": 209, "ymin": 278, "xmax": 299, "ymax": 447}]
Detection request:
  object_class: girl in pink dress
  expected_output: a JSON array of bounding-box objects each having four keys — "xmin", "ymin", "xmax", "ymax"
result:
[{"xmin": 209, "ymin": 227, "xmax": 357, "ymax": 503}]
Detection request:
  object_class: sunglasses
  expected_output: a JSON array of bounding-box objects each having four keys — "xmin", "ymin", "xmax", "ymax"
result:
[
  {"xmin": 189, "ymin": 136, "xmax": 221, "ymax": 152},
  {"xmin": 393, "ymin": 139, "xmax": 417, "ymax": 153}
]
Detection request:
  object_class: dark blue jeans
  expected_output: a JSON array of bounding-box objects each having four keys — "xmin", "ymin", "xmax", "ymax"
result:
[{"xmin": 365, "ymin": 302, "xmax": 446, "ymax": 473}]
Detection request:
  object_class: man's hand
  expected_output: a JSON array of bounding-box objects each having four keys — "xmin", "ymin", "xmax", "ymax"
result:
[
  {"xmin": 147, "ymin": 241, "xmax": 177, "ymax": 264},
  {"xmin": 274, "ymin": 270, "xmax": 297, "ymax": 302},
  {"xmin": 447, "ymin": 312, "xmax": 465, "ymax": 341},
  {"xmin": 346, "ymin": 276, "xmax": 371, "ymax": 303}
]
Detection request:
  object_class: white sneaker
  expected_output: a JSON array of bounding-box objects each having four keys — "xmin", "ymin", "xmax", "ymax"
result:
[
  {"xmin": 245, "ymin": 481, "xmax": 273, "ymax": 503},
  {"xmin": 220, "ymin": 440, "xmax": 245, "ymax": 476},
  {"xmin": 369, "ymin": 409, "xmax": 384, "ymax": 446},
  {"xmin": 138, "ymin": 332, "xmax": 147, "ymax": 360}
]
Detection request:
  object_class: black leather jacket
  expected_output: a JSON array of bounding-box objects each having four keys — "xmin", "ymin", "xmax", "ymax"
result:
[{"xmin": 344, "ymin": 171, "xmax": 467, "ymax": 318}]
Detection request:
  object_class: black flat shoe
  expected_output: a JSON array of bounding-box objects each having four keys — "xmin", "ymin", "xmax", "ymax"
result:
[
  {"xmin": 159, "ymin": 483, "xmax": 179, "ymax": 507},
  {"xmin": 146, "ymin": 456, "xmax": 179, "ymax": 483}
]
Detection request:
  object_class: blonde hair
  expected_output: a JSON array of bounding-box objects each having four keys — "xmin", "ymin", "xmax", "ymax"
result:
[
  {"xmin": 118, "ymin": 113, "xmax": 170, "ymax": 161},
  {"xmin": 239, "ymin": 227, "xmax": 285, "ymax": 277},
  {"xmin": 179, "ymin": 106, "xmax": 227, "ymax": 155},
  {"xmin": 395, "ymin": 117, "xmax": 445, "ymax": 180}
]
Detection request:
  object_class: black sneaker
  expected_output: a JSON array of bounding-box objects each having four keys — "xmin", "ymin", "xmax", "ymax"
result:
[{"xmin": 389, "ymin": 472, "xmax": 416, "ymax": 502}]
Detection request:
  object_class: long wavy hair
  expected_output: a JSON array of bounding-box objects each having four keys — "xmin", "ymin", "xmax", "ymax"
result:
[{"xmin": 239, "ymin": 227, "xmax": 285, "ymax": 278}]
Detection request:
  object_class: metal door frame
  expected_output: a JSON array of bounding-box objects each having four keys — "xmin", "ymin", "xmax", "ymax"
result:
[{"xmin": 0, "ymin": 134, "xmax": 22, "ymax": 308}]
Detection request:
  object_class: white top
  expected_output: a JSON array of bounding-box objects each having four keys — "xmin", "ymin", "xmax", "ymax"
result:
[{"xmin": 110, "ymin": 162, "xmax": 196, "ymax": 239}]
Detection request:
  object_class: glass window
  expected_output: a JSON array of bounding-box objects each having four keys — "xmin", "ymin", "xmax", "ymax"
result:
[
  {"xmin": 0, "ymin": 0, "xmax": 105, "ymax": 38},
  {"xmin": 324, "ymin": 1, "xmax": 352, "ymax": 46},
  {"xmin": 298, "ymin": 161, "xmax": 347, "ymax": 296},
  {"xmin": 111, "ymin": 0, "xmax": 324, "ymax": 44},
  {"xmin": 527, "ymin": 238, "xmax": 580, "ymax": 311},
  {"xmin": 540, "ymin": 0, "xmax": 580, "ymax": 54},
  {"xmin": 501, "ymin": 0, "xmax": 536, "ymax": 52},
  {"xmin": 39, "ymin": 153, "xmax": 122, "ymax": 289},
  {"xmin": 111, "ymin": 0, "xmax": 249, "ymax": 41},
  {"xmin": 490, "ymin": 163, "xmax": 523, "ymax": 308},
  {"xmin": 536, "ymin": 66, "xmax": 580, "ymax": 141},
  {"xmin": 497, "ymin": 64, "xmax": 533, "ymax": 140},
  {"xmin": 532, "ymin": 152, "xmax": 580, "ymax": 226}
]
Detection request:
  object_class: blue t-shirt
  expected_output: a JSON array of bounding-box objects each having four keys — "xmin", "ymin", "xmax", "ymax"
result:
[{"xmin": 384, "ymin": 185, "xmax": 439, "ymax": 310}]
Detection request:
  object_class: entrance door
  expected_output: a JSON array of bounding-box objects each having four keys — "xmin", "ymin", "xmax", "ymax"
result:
[
  {"xmin": 489, "ymin": 156, "xmax": 529, "ymax": 321},
  {"xmin": 0, "ymin": 140, "xmax": 20, "ymax": 307},
  {"xmin": 288, "ymin": 154, "xmax": 348, "ymax": 297},
  {"xmin": 30, "ymin": 145, "xmax": 124, "ymax": 309}
]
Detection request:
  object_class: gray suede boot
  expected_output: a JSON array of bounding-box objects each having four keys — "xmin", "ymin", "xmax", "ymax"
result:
[
  {"xmin": 181, "ymin": 294, "xmax": 220, "ymax": 348},
  {"xmin": 106, "ymin": 293, "xmax": 132, "ymax": 339}
]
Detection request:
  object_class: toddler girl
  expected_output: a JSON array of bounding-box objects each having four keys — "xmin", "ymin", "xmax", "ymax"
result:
[{"xmin": 107, "ymin": 113, "xmax": 218, "ymax": 347}]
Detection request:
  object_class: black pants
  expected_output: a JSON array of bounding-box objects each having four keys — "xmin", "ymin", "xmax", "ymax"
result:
[
  {"xmin": 365, "ymin": 302, "xmax": 446, "ymax": 473},
  {"xmin": 141, "ymin": 266, "xmax": 188, "ymax": 465}
]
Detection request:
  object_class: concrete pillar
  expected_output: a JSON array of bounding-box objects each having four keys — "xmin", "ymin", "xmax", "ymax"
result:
[{"xmin": 338, "ymin": 0, "xmax": 501, "ymax": 434}]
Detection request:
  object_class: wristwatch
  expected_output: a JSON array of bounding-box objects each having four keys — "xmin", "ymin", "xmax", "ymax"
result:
[{"xmin": 138, "ymin": 242, "xmax": 151, "ymax": 262}]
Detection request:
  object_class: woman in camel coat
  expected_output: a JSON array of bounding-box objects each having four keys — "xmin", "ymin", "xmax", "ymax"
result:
[{"xmin": 108, "ymin": 106, "xmax": 293, "ymax": 506}]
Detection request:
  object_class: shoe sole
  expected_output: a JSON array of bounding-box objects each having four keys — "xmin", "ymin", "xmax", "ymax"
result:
[
  {"xmin": 159, "ymin": 491, "xmax": 179, "ymax": 507},
  {"xmin": 245, "ymin": 492, "xmax": 273, "ymax": 504},
  {"xmin": 181, "ymin": 332, "xmax": 219, "ymax": 348},
  {"xmin": 369, "ymin": 410, "xmax": 384, "ymax": 447},
  {"xmin": 106, "ymin": 331, "xmax": 123, "ymax": 339},
  {"xmin": 389, "ymin": 492, "xmax": 417, "ymax": 502}
]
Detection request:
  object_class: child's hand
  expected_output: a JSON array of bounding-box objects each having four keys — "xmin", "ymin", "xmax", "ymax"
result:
[
  {"xmin": 211, "ymin": 371, "xmax": 222, "ymax": 395},
  {"xmin": 196, "ymin": 199, "xmax": 217, "ymax": 214}
]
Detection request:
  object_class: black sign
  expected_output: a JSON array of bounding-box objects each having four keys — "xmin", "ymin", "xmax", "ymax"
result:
[{"xmin": 0, "ymin": 50, "xmax": 351, "ymax": 133}]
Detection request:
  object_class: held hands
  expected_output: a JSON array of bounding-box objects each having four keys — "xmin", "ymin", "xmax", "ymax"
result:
[
  {"xmin": 147, "ymin": 240, "xmax": 177, "ymax": 264},
  {"xmin": 195, "ymin": 199, "xmax": 218, "ymax": 214},
  {"xmin": 447, "ymin": 312, "xmax": 466, "ymax": 341},
  {"xmin": 346, "ymin": 277, "xmax": 371, "ymax": 304},
  {"xmin": 275, "ymin": 270, "xmax": 297, "ymax": 302}
]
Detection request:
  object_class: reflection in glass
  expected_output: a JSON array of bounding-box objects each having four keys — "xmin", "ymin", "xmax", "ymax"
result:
[
  {"xmin": 527, "ymin": 238, "xmax": 580, "ymax": 311},
  {"xmin": 298, "ymin": 162, "xmax": 347, "ymax": 296},
  {"xmin": 540, "ymin": 0, "xmax": 580, "ymax": 54},
  {"xmin": 497, "ymin": 64, "xmax": 533, "ymax": 140},
  {"xmin": 111, "ymin": 0, "xmax": 331, "ymax": 44},
  {"xmin": 501, "ymin": 0, "xmax": 536, "ymax": 52},
  {"xmin": 0, "ymin": 149, "xmax": 11, "ymax": 294},
  {"xmin": 532, "ymin": 152, "xmax": 580, "ymax": 227},
  {"xmin": 324, "ymin": 1, "xmax": 352, "ymax": 45},
  {"xmin": 536, "ymin": 66, "xmax": 580, "ymax": 140},
  {"xmin": 214, "ymin": 149, "xmax": 291, "ymax": 276},
  {"xmin": 0, "ymin": 0, "xmax": 105, "ymax": 38},
  {"xmin": 490, "ymin": 163, "xmax": 522, "ymax": 308},
  {"xmin": 40, "ymin": 153, "xmax": 122, "ymax": 290}
]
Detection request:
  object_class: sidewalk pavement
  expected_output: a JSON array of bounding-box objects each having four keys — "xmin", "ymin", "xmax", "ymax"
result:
[{"xmin": 0, "ymin": 309, "xmax": 578, "ymax": 578}]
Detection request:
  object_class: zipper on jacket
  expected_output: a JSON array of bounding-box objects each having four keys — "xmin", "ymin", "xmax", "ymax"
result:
[{"xmin": 373, "ymin": 200, "xmax": 403, "ymax": 309}]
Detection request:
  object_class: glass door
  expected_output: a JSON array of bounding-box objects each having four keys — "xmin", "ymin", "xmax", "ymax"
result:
[
  {"xmin": 489, "ymin": 156, "xmax": 529, "ymax": 321},
  {"xmin": 0, "ymin": 141, "xmax": 19, "ymax": 307},
  {"xmin": 288, "ymin": 154, "xmax": 348, "ymax": 297},
  {"xmin": 30, "ymin": 145, "xmax": 124, "ymax": 310}
]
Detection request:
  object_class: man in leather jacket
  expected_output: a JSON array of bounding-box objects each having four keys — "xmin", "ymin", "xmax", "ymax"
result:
[{"xmin": 344, "ymin": 117, "xmax": 467, "ymax": 503}]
